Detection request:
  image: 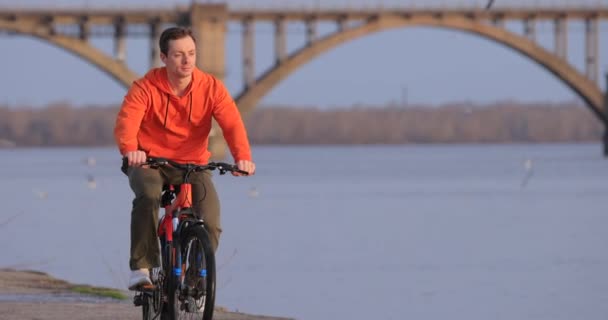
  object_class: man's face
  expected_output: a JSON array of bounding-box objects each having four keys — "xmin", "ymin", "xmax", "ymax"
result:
[{"xmin": 161, "ymin": 36, "xmax": 196, "ymax": 79}]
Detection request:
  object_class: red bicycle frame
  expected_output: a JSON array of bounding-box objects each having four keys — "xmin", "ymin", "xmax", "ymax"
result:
[{"xmin": 158, "ymin": 184, "xmax": 192, "ymax": 243}]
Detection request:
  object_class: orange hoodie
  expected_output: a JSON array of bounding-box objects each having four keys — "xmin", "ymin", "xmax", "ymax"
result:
[{"xmin": 114, "ymin": 67, "xmax": 251, "ymax": 164}]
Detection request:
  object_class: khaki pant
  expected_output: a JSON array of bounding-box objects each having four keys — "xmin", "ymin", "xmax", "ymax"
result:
[{"xmin": 127, "ymin": 166, "xmax": 221, "ymax": 270}]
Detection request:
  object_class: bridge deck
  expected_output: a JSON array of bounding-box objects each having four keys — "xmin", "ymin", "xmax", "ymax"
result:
[{"xmin": 0, "ymin": 8, "xmax": 607, "ymax": 25}]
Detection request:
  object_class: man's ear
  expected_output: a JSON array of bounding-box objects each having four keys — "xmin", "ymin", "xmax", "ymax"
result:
[{"xmin": 160, "ymin": 53, "xmax": 167, "ymax": 64}]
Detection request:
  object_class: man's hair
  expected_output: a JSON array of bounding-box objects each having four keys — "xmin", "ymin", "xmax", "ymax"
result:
[{"xmin": 159, "ymin": 27, "xmax": 196, "ymax": 55}]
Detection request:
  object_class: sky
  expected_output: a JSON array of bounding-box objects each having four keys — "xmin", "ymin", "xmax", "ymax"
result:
[{"xmin": 1, "ymin": 0, "xmax": 607, "ymax": 108}]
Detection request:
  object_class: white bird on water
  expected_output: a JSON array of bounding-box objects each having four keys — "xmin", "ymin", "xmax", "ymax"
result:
[
  {"xmin": 32, "ymin": 189, "xmax": 48, "ymax": 199},
  {"xmin": 248, "ymin": 186, "xmax": 259, "ymax": 198},
  {"xmin": 87, "ymin": 175, "xmax": 97, "ymax": 189},
  {"xmin": 521, "ymin": 159, "xmax": 534, "ymax": 188},
  {"xmin": 84, "ymin": 156, "xmax": 96, "ymax": 167}
]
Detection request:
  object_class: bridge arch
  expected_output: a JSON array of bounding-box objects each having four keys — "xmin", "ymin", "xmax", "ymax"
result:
[
  {"xmin": 236, "ymin": 15, "xmax": 606, "ymax": 124},
  {"xmin": 0, "ymin": 20, "xmax": 138, "ymax": 88}
]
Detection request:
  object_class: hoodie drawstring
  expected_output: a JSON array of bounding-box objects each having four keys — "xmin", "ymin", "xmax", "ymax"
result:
[
  {"xmin": 163, "ymin": 93, "xmax": 170, "ymax": 127},
  {"xmin": 163, "ymin": 92, "xmax": 193, "ymax": 127},
  {"xmin": 188, "ymin": 92, "xmax": 193, "ymax": 123}
]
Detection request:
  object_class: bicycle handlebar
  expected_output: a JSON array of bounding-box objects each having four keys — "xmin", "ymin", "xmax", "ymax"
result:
[
  {"xmin": 121, "ymin": 157, "xmax": 249, "ymax": 176},
  {"xmin": 148, "ymin": 157, "xmax": 249, "ymax": 176}
]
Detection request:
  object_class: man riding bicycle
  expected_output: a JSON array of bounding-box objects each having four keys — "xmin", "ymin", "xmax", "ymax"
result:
[{"xmin": 114, "ymin": 26, "xmax": 256, "ymax": 290}]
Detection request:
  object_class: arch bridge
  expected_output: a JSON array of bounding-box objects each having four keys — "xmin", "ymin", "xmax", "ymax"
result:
[{"xmin": 1, "ymin": 3, "xmax": 607, "ymax": 155}]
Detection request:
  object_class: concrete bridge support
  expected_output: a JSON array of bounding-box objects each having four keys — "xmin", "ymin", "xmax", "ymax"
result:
[
  {"xmin": 191, "ymin": 4, "xmax": 227, "ymax": 80},
  {"xmin": 604, "ymin": 73, "xmax": 608, "ymax": 157},
  {"xmin": 243, "ymin": 18, "xmax": 255, "ymax": 89},
  {"xmin": 114, "ymin": 18, "xmax": 126, "ymax": 61},
  {"xmin": 524, "ymin": 18, "xmax": 536, "ymax": 41},
  {"xmin": 149, "ymin": 19, "xmax": 162, "ymax": 68},
  {"xmin": 275, "ymin": 18, "xmax": 287, "ymax": 64},
  {"xmin": 191, "ymin": 3, "xmax": 229, "ymax": 160},
  {"xmin": 306, "ymin": 19, "xmax": 317, "ymax": 45},
  {"xmin": 585, "ymin": 19, "xmax": 599, "ymax": 84},
  {"xmin": 78, "ymin": 17, "xmax": 90, "ymax": 41},
  {"xmin": 554, "ymin": 18, "xmax": 568, "ymax": 60}
]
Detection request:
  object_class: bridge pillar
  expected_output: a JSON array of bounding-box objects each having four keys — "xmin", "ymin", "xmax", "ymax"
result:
[
  {"xmin": 306, "ymin": 19, "xmax": 317, "ymax": 45},
  {"xmin": 554, "ymin": 18, "xmax": 568, "ymax": 60},
  {"xmin": 604, "ymin": 126, "xmax": 608, "ymax": 157},
  {"xmin": 191, "ymin": 3, "xmax": 229, "ymax": 160},
  {"xmin": 604, "ymin": 72, "xmax": 608, "ymax": 157},
  {"xmin": 275, "ymin": 18, "xmax": 287, "ymax": 64},
  {"xmin": 492, "ymin": 17, "xmax": 504, "ymax": 28},
  {"xmin": 114, "ymin": 17, "xmax": 126, "ymax": 61},
  {"xmin": 523, "ymin": 18, "xmax": 536, "ymax": 42},
  {"xmin": 585, "ymin": 18, "xmax": 599, "ymax": 84},
  {"xmin": 337, "ymin": 18, "xmax": 346, "ymax": 32},
  {"xmin": 243, "ymin": 18, "xmax": 255, "ymax": 88},
  {"xmin": 78, "ymin": 16, "xmax": 90, "ymax": 41},
  {"xmin": 191, "ymin": 3, "xmax": 227, "ymax": 80},
  {"xmin": 149, "ymin": 18, "xmax": 162, "ymax": 68}
]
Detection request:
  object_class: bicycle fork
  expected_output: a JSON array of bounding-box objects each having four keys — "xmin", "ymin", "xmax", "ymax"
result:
[{"xmin": 159, "ymin": 206, "xmax": 182, "ymax": 280}]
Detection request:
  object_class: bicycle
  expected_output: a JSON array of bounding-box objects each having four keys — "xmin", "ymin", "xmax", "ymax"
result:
[{"xmin": 122, "ymin": 157, "xmax": 248, "ymax": 320}]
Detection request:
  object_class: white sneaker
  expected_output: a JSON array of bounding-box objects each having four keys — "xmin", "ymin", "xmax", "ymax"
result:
[{"xmin": 128, "ymin": 268, "xmax": 152, "ymax": 291}]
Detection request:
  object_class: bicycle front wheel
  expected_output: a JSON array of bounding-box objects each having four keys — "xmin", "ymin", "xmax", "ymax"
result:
[
  {"xmin": 167, "ymin": 225, "xmax": 216, "ymax": 320},
  {"xmin": 141, "ymin": 268, "xmax": 163, "ymax": 320}
]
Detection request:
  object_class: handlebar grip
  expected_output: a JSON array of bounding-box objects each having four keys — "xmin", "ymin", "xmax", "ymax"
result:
[
  {"xmin": 210, "ymin": 162, "xmax": 249, "ymax": 175},
  {"xmin": 120, "ymin": 157, "xmax": 133, "ymax": 175},
  {"xmin": 120, "ymin": 156, "xmax": 167, "ymax": 175}
]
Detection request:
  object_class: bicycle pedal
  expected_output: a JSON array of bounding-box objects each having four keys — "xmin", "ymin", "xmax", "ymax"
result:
[
  {"xmin": 133, "ymin": 295, "xmax": 145, "ymax": 306},
  {"xmin": 135, "ymin": 283, "xmax": 156, "ymax": 292}
]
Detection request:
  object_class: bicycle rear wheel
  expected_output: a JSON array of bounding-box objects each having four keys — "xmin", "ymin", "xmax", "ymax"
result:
[
  {"xmin": 136, "ymin": 290, "xmax": 157, "ymax": 320},
  {"xmin": 141, "ymin": 292, "xmax": 155, "ymax": 320},
  {"xmin": 166, "ymin": 225, "xmax": 216, "ymax": 320}
]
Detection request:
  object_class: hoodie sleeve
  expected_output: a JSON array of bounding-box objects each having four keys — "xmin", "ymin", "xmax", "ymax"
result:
[
  {"xmin": 212, "ymin": 79, "xmax": 252, "ymax": 162},
  {"xmin": 114, "ymin": 81, "xmax": 149, "ymax": 156}
]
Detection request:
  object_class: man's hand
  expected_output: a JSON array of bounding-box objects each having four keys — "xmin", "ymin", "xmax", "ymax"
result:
[
  {"xmin": 235, "ymin": 160, "xmax": 256, "ymax": 176},
  {"xmin": 125, "ymin": 150, "xmax": 147, "ymax": 167}
]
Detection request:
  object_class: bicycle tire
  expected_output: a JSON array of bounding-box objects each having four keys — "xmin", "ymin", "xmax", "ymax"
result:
[
  {"xmin": 141, "ymin": 292, "xmax": 154, "ymax": 320},
  {"xmin": 160, "ymin": 239, "xmax": 175, "ymax": 320},
  {"xmin": 166, "ymin": 224, "xmax": 216, "ymax": 320}
]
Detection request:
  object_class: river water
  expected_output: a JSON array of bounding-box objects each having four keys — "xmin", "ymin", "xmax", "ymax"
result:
[{"xmin": 1, "ymin": 144, "xmax": 607, "ymax": 320}]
